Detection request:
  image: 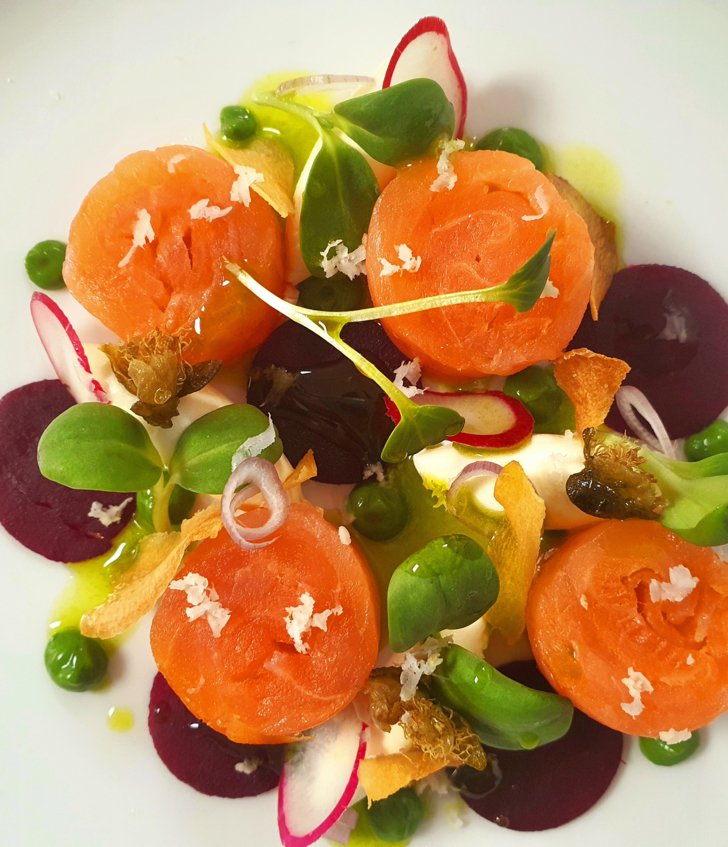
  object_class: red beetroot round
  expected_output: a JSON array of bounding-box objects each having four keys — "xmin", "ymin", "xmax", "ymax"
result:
[
  {"xmin": 0, "ymin": 380, "xmax": 134, "ymax": 562},
  {"xmin": 456, "ymin": 661, "xmax": 623, "ymax": 831},
  {"xmin": 148, "ymin": 672, "xmax": 283, "ymax": 798},
  {"xmin": 570, "ymin": 265, "xmax": 728, "ymax": 438}
]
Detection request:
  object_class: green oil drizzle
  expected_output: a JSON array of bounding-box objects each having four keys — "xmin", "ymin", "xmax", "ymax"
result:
[
  {"xmin": 550, "ymin": 144, "xmax": 621, "ymax": 222},
  {"xmin": 48, "ymin": 522, "xmax": 145, "ymax": 640},
  {"xmin": 107, "ymin": 706, "xmax": 134, "ymax": 733}
]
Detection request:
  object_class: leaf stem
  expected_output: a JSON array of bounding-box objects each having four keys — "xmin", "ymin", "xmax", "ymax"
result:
[{"xmin": 150, "ymin": 478, "xmax": 174, "ymax": 534}]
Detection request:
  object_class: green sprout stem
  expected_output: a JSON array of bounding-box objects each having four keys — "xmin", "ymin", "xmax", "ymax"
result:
[{"xmin": 226, "ymin": 231, "xmax": 553, "ymax": 461}]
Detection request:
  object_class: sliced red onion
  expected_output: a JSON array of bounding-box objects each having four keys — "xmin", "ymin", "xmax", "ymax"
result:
[
  {"xmin": 447, "ymin": 461, "xmax": 503, "ymax": 508},
  {"xmin": 323, "ymin": 807, "xmax": 359, "ymax": 845},
  {"xmin": 221, "ymin": 457, "xmax": 288, "ymax": 550},
  {"xmin": 615, "ymin": 386, "xmax": 677, "ymax": 458},
  {"xmin": 276, "ymin": 74, "xmax": 374, "ymax": 97}
]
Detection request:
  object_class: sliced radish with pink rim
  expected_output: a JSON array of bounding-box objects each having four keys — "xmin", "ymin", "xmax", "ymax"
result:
[
  {"xmin": 30, "ymin": 292, "xmax": 109, "ymax": 404},
  {"xmin": 386, "ymin": 390, "xmax": 534, "ymax": 449},
  {"xmin": 383, "ymin": 17, "xmax": 468, "ymax": 137},
  {"xmin": 278, "ymin": 706, "xmax": 366, "ymax": 847}
]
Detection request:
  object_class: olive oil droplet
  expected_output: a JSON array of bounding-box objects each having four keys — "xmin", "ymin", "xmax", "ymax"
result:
[{"xmin": 107, "ymin": 706, "xmax": 134, "ymax": 733}]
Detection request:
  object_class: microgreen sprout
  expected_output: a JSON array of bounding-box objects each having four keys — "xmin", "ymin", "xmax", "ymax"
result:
[{"xmin": 226, "ymin": 230, "xmax": 554, "ymax": 462}]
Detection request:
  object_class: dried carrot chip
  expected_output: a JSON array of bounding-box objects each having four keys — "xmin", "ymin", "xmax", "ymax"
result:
[
  {"xmin": 554, "ymin": 347, "xmax": 630, "ymax": 434},
  {"xmin": 358, "ymin": 751, "xmax": 449, "ymax": 804},
  {"xmin": 549, "ymin": 174, "xmax": 619, "ymax": 319},
  {"xmin": 484, "ymin": 461, "xmax": 545, "ymax": 645},
  {"xmin": 204, "ymin": 126, "xmax": 295, "ymax": 218},
  {"xmin": 80, "ymin": 505, "xmax": 223, "ymax": 640}
]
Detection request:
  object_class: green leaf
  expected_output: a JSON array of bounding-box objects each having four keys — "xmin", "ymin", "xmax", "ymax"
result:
[
  {"xmin": 387, "ymin": 535, "xmax": 499, "ymax": 652},
  {"xmin": 168, "ymin": 404, "xmax": 282, "ymax": 494},
  {"xmin": 299, "ymin": 130, "xmax": 379, "ymax": 276},
  {"xmin": 37, "ymin": 403, "xmax": 164, "ymax": 492},
  {"xmin": 431, "ymin": 644, "xmax": 574, "ymax": 750},
  {"xmin": 332, "ymin": 78, "xmax": 455, "ymax": 166},
  {"xmin": 381, "ymin": 404, "xmax": 464, "ymax": 464},
  {"xmin": 497, "ymin": 229, "xmax": 556, "ymax": 311}
]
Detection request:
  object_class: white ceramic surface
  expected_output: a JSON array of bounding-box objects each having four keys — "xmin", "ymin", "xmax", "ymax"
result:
[{"xmin": 1, "ymin": 1, "xmax": 727, "ymax": 845}]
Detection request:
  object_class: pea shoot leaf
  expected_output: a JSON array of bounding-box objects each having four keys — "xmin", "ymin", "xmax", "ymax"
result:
[
  {"xmin": 299, "ymin": 130, "xmax": 379, "ymax": 277},
  {"xmin": 168, "ymin": 404, "xmax": 282, "ymax": 494},
  {"xmin": 332, "ymin": 79, "xmax": 455, "ymax": 166},
  {"xmin": 37, "ymin": 404, "xmax": 164, "ymax": 492}
]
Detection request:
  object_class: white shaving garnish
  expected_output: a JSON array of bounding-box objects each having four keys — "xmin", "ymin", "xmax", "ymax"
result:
[
  {"xmin": 186, "ymin": 675, "xmax": 205, "ymax": 695},
  {"xmin": 363, "ymin": 462, "xmax": 385, "ymax": 483},
  {"xmin": 399, "ymin": 636, "xmax": 449, "ymax": 701},
  {"xmin": 167, "ymin": 153, "xmax": 187, "ymax": 173},
  {"xmin": 686, "ymin": 653, "xmax": 696, "ymax": 666},
  {"xmin": 118, "ymin": 208, "xmax": 155, "ymax": 268},
  {"xmin": 230, "ymin": 164, "xmax": 264, "ymax": 206},
  {"xmin": 522, "ymin": 184, "xmax": 551, "ymax": 221},
  {"xmin": 649, "ymin": 564, "xmax": 699, "ymax": 603},
  {"xmin": 320, "ymin": 236, "xmax": 367, "ymax": 280},
  {"xmin": 579, "ymin": 594, "xmax": 589, "ymax": 610},
  {"xmin": 338, "ymin": 525, "xmax": 352, "ymax": 546},
  {"xmin": 657, "ymin": 303, "xmax": 691, "ymax": 343},
  {"xmin": 169, "ymin": 572, "xmax": 231, "ymax": 637},
  {"xmin": 540, "ymin": 278, "xmax": 560, "ymax": 299},
  {"xmin": 231, "ymin": 415, "xmax": 277, "ymax": 470},
  {"xmin": 189, "ymin": 198, "xmax": 233, "ymax": 222},
  {"xmin": 284, "ymin": 592, "xmax": 343, "ymax": 654},
  {"xmin": 393, "ymin": 358, "xmax": 424, "ymax": 398},
  {"xmin": 87, "ymin": 497, "xmax": 133, "ymax": 527},
  {"xmin": 658, "ymin": 728, "xmax": 692, "ymax": 744},
  {"xmin": 234, "ymin": 758, "xmax": 261, "ymax": 774},
  {"xmin": 379, "ymin": 243, "xmax": 422, "ymax": 277},
  {"xmin": 430, "ymin": 138, "xmax": 465, "ymax": 192},
  {"xmin": 620, "ymin": 667, "xmax": 653, "ymax": 718}
]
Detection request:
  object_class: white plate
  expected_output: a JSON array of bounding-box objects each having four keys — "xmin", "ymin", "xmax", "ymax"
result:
[{"xmin": 1, "ymin": 2, "xmax": 727, "ymax": 845}]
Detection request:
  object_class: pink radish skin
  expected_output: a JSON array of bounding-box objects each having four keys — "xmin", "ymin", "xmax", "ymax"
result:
[
  {"xmin": 383, "ymin": 17, "xmax": 468, "ymax": 137},
  {"xmin": 278, "ymin": 707, "xmax": 366, "ymax": 847},
  {"xmin": 385, "ymin": 389, "xmax": 534, "ymax": 449},
  {"xmin": 30, "ymin": 292, "xmax": 109, "ymax": 404}
]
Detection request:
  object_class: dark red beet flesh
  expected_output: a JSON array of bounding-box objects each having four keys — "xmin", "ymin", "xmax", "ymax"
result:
[
  {"xmin": 247, "ymin": 321, "xmax": 404, "ymax": 483},
  {"xmin": 148, "ymin": 672, "xmax": 283, "ymax": 798},
  {"xmin": 570, "ymin": 265, "xmax": 728, "ymax": 438},
  {"xmin": 0, "ymin": 380, "xmax": 134, "ymax": 562},
  {"xmin": 456, "ymin": 661, "xmax": 623, "ymax": 831}
]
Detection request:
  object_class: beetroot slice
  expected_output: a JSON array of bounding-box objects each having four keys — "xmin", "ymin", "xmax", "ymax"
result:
[
  {"xmin": 0, "ymin": 380, "xmax": 134, "ymax": 562},
  {"xmin": 148, "ymin": 672, "xmax": 283, "ymax": 798},
  {"xmin": 458, "ymin": 661, "xmax": 623, "ymax": 831},
  {"xmin": 570, "ymin": 265, "xmax": 728, "ymax": 438}
]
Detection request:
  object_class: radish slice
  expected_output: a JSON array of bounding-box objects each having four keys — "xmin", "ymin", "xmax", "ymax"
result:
[
  {"xmin": 383, "ymin": 17, "xmax": 468, "ymax": 137},
  {"xmin": 385, "ymin": 390, "xmax": 534, "ymax": 449},
  {"xmin": 30, "ymin": 292, "xmax": 109, "ymax": 404},
  {"xmin": 278, "ymin": 706, "xmax": 366, "ymax": 847}
]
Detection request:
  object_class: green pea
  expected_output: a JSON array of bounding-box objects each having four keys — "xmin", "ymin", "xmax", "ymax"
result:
[
  {"xmin": 25, "ymin": 239, "xmax": 67, "ymax": 290},
  {"xmin": 349, "ymin": 478, "xmax": 409, "ymax": 542},
  {"xmin": 297, "ymin": 274, "xmax": 365, "ymax": 312},
  {"xmin": 684, "ymin": 420, "xmax": 728, "ymax": 462},
  {"xmin": 367, "ymin": 787, "xmax": 425, "ymax": 842},
  {"xmin": 639, "ymin": 732, "xmax": 700, "ymax": 766},
  {"xmin": 475, "ymin": 127, "xmax": 546, "ymax": 171},
  {"xmin": 387, "ymin": 535, "xmax": 499, "ymax": 652},
  {"xmin": 44, "ymin": 629, "xmax": 108, "ymax": 692},
  {"xmin": 219, "ymin": 105, "xmax": 258, "ymax": 146},
  {"xmin": 503, "ymin": 365, "xmax": 575, "ymax": 434},
  {"xmin": 431, "ymin": 644, "xmax": 573, "ymax": 750}
]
